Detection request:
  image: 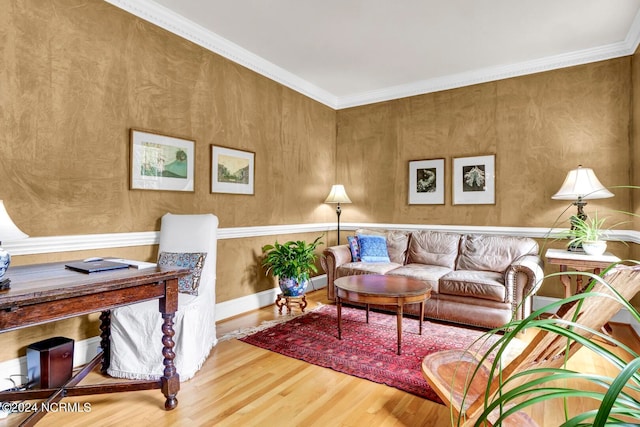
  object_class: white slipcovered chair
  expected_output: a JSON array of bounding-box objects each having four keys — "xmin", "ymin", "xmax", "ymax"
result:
[{"xmin": 107, "ymin": 213, "xmax": 218, "ymax": 381}]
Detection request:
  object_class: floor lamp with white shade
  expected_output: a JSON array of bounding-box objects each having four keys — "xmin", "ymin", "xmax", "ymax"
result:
[{"xmin": 324, "ymin": 185, "xmax": 351, "ymax": 245}]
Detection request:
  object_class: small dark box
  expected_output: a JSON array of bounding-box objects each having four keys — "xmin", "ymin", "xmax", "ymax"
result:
[{"xmin": 27, "ymin": 336, "xmax": 74, "ymax": 389}]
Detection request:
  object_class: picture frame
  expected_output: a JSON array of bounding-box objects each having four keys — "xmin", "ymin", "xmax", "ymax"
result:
[
  {"xmin": 408, "ymin": 158, "xmax": 445, "ymax": 205},
  {"xmin": 211, "ymin": 145, "xmax": 255, "ymax": 195},
  {"xmin": 452, "ymin": 154, "xmax": 495, "ymax": 205},
  {"xmin": 130, "ymin": 129, "xmax": 195, "ymax": 192}
]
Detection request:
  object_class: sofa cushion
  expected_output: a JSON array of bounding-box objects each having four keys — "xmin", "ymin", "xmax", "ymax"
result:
[
  {"xmin": 347, "ymin": 235, "xmax": 361, "ymax": 262},
  {"xmin": 407, "ymin": 230, "xmax": 461, "ymax": 269},
  {"xmin": 439, "ymin": 270, "xmax": 505, "ymax": 302},
  {"xmin": 456, "ymin": 234, "xmax": 538, "ymax": 273},
  {"xmin": 337, "ymin": 262, "xmax": 403, "ymax": 277},
  {"xmin": 357, "ymin": 234, "xmax": 391, "ymax": 262},
  {"xmin": 386, "ymin": 263, "xmax": 451, "ymax": 293},
  {"xmin": 356, "ymin": 228, "xmax": 410, "ymax": 264}
]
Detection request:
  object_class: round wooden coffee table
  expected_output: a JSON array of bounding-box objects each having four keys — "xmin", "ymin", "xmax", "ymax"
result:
[{"xmin": 334, "ymin": 274, "xmax": 432, "ymax": 355}]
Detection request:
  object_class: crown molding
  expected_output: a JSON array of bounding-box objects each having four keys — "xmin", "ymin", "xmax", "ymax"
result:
[
  {"xmin": 337, "ymin": 12, "xmax": 640, "ymax": 109},
  {"xmin": 104, "ymin": 0, "xmax": 339, "ymax": 108},
  {"xmin": 77, "ymin": 1, "xmax": 640, "ymax": 110}
]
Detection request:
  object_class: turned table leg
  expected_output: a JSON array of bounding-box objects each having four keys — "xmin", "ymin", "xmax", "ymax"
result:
[
  {"xmin": 161, "ymin": 312, "xmax": 179, "ymax": 410},
  {"xmin": 99, "ymin": 310, "xmax": 111, "ymax": 373}
]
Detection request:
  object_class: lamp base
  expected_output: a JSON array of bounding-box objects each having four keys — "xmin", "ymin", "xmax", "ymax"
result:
[
  {"xmin": 0, "ymin": 278, "xmax": 9, "ymax": 291},
  {"xmin": 567, "ymin": 244, "xmax": 584, "ymax": 253}
]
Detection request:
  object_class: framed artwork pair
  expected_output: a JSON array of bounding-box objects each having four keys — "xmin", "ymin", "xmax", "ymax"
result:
[
  {"xmin": 408, "ymin": 155, "xmax": 495, "ymax": 205},
  {"xmin": 129, "ymin": 129, "xmax": 255, "ymax": 195}
]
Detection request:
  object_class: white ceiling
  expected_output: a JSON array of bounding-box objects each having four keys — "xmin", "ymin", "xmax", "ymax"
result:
[{"xmin": 107, "ymin": 0, "xmax": 640, "ymax": 109}]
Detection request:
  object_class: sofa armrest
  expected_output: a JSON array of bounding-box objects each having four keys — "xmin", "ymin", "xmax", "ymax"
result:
[
  {"xmin": 321, "ymin": 245, "xmax": 352, "ymax": 301},
  {"xmin": 505, "ymin": 254, "xmax": 545, "ymax": 321}
]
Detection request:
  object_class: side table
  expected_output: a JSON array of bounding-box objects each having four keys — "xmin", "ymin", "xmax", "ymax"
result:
[{"xmin": 545, "ymin": 248, "xmax": 621, "ymax": 298}]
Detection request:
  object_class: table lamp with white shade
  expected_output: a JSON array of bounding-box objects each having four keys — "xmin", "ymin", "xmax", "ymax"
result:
[
  {"xmin": 324, "ymin": 185, "xmax": 351, "ymax": 245},
  {"xmin": 552, "ymin": 165, "xmax": 613, "ymax": 251},
  {"xmin": 0, "ymin": 201, "xmax": 29, "ymax": 289}
]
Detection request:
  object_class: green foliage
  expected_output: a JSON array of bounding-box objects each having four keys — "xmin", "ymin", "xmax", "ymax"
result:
[
  {"xmin": 464, "ymin": 269, "xmax": 640, "ymax": 426},
  {"xmin": 562, "ymin": 211, "xmax": 629, "ymax": 248},
  {"xmin": 462, "ymin": 193, "xmax": 640, "ymax": 426},
  {"xmin": 261, "ymin": 235, "xmax": 323, "ymax": 283},
  {"xmin": 566, "ymin": 212, "xmax": 607, "ymax": 247}
]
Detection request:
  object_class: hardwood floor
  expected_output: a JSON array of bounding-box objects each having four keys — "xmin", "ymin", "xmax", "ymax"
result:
[{"xmin": 2, "ymin": 289, "xmax": 639, "ymax": 426}]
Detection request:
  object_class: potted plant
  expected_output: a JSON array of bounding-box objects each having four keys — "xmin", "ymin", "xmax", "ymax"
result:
[
  {"xmin": 261, "ymin": 235, "xmax": 323, "ymax": 296},
  {"xmin": 566, "ymin": 213, "xmax": 608, "ymax": 255},
  {"xmin": 444, "ymin": 200, "xmax": 640, "ymax": 426},
  {"xmin": 564, "ymin": 212, "xmax": 627, "ymax": 256}
]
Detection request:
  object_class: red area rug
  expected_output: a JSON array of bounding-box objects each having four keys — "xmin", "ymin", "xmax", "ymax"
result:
[{"xmin": 239, "ymin": 304, "xmax": 500, "ymax": 403}]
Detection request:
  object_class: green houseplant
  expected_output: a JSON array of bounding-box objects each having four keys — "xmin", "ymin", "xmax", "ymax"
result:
[
  {"xmin": 564, "ymin": 212, "xmax": 628, "ymax": 255},
  {"xmin": 566, "ymin": 213, "xmax": 608, "ymax": 255},
  {"xmin": 261, "ymin": 235, "xmax": 323, "ymax": 296},
  {"xmin": 448, "ymin": 199, "xmax": 640, "ymax": 426}
]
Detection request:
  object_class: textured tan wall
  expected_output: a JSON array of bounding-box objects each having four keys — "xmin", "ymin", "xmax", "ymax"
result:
[
  {"xmin": 337, "ymin": 59, "xmax": 632, "ymax": 227},
  {"xmin": 633, "ymin": 46, "xmax": 640, "ymax": 239},
  {"xmin": 336, "ymin": 58, "xmax": 634, "ymax": 298},
  {"xmin": 1, "ymin": 0, "xmax": 639, "ymax": 361},
  {"xmin": 0, "ymin": 0, "xmax": 335, "ymax": 360}
]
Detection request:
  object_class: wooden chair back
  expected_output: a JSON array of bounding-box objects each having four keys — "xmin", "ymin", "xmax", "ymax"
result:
[{"xmin": 422, "ymin": 264, "xmax": 640, "ymax": 426}]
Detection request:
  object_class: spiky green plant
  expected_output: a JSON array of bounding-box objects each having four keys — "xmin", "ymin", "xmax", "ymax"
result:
[{"xmin": 452, "ymin": 189, "xmax": 640, "ymax": 426}]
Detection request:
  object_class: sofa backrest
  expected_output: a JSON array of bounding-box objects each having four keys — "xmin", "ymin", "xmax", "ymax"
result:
[
  {"xmin": 456, "ymin": 234, "xmax": 539, "ymax": 273},
  {"xmin": 407, "ymin": 230, "xmax": 461, "ymax": 269},
  {"xmin": 355, "ymin": 228, "xmax": 410, "ymax": 264}
]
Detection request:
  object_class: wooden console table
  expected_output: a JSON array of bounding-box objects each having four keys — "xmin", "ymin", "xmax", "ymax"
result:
[
  {"xmin": 545, "ymin": 248, "xmax": 621, "ymax": 298},
  {"xmin": 0, "ymin": 262, "xmax": 189, "ymax": 426}
]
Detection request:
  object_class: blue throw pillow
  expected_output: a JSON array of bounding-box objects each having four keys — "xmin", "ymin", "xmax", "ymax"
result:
[
  {"xmin": 357, "ymin": 234, "xmax": 390, "ymax": 263},
  {"xmin": 347, "ymin": 235, "xmax": 361, "ymax": 262}
]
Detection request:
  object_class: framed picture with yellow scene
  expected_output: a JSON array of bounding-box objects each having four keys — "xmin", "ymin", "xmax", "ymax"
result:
[{"xmin": 211, "ymin": 145, "xmax": 255, "ymax": 195}]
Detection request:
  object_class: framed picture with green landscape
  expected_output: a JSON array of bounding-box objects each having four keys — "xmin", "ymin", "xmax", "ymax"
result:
[
  {"xmin": 130, "ymin": 129, "xmax": 195, "ymax": 192},
  {"xmin": 211, "ymin": 145, "xmax": 255, "ymax": 195}
]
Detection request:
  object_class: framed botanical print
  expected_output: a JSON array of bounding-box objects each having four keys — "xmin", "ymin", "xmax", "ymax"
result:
[
  {"xmin": 452, "ymin": 154, "xmax": 495, "ymax": 205},
  {"xmin": 130, "ymin": 129, "xmax": 195, "ymax": 192},
  {"xmin": 211, "ymin": 145, "xmax": 255, "ymax": 195},
  {"xmin": 408, "ymin": 158, "xmax": 445, "ymax": 204}
]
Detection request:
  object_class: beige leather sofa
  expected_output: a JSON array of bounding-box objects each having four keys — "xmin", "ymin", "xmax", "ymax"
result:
[{"xmin": 322, "ymin": 229, "xmax": 545, "ymax": 329}]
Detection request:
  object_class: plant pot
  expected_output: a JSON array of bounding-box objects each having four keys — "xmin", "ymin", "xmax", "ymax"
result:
[
  {"xmin": 278, "ymin": 277, "xmax": 308, "ymax": 297},
  {"xmin": 582, "ymin": 240, "xmax": 607, "ymax": 256}
]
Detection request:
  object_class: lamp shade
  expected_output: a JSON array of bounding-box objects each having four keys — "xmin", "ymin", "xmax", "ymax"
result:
[
  {"xmin": 551, "ymin": 166, "xmax": 614, "ymax": 200},
  {"xmin": 324, "ymin": 185, "xmax": 352, "ymax": 204},
  {"xmin": 0, "ymin": 201, "xmax": 28, "ymax": 242}
]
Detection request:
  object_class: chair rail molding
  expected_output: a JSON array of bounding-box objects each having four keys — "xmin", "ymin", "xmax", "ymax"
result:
[{"xmin": 5, "ymin": 223, "xmax": 640, "ymax": 256}]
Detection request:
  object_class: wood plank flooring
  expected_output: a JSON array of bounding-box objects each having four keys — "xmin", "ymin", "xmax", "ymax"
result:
[{"xmin": 2, "ymin": 289, "xmax": 639, "ymax": 426}]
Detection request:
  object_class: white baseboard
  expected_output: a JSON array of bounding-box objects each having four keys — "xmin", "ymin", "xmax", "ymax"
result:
[
  {"xmin": 215, "ymin": 274, "xmax": 327, "ymax": 321},
  {"xmin": 0, "ymin": 276, "xmax": 328, "ymax": 387}
]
